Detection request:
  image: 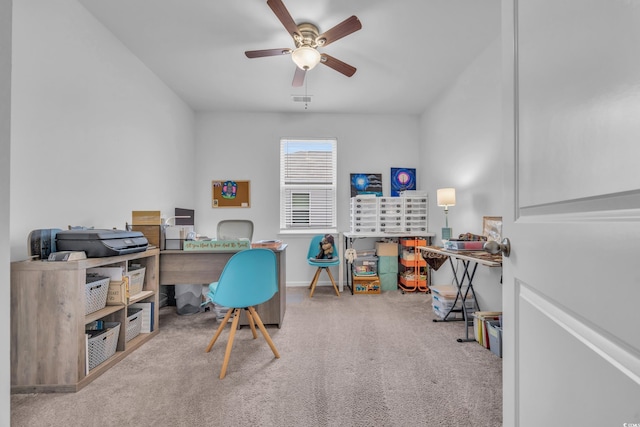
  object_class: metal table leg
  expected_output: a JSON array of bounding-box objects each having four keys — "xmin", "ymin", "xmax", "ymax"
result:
[{"xmin": 433, "ymin": 257, "xmax": 481, "ymax": 342}]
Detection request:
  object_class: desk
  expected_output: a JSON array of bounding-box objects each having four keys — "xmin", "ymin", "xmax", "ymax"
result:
[
  {"xmin": 339, "ymin": 232, "xmax": 435, "ymax": 293},
  {"xmin": 418, "ymin": 246, "xmax": 501, "ymax": 342},
  {"xmin": 159, "ymin": 245, "xmax": 287, "ymax": 327}
]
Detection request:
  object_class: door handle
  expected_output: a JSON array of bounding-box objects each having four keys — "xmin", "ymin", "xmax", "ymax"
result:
[{"xmin": 484, "ymin": 238, "xmax": 511, "ymax": 257}]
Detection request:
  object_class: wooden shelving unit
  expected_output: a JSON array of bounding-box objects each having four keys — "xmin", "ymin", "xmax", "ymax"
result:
[{"xmin": 10, "ymin": 248, "xmax": 160, "ymax": 393}]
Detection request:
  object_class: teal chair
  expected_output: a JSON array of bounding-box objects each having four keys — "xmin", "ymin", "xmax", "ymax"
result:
[
  {"xmin": 307, "ymin": 235, "xmax": 340, "ymax": 297},
  {"xmin": 204, "ymin": 248, "xmax": 280, "ymax": 379}
]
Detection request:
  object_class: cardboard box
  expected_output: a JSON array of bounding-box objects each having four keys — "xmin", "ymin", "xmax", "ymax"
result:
[
  {"xmin": 131, "ymin": 224, "xmax": 161, "ymax": 248},
  {"xmin": 132, "ymin": 210, "xmax": 162, "ymax": 225},
  {"xmin": 353, "ymin": 275, "xmax": 381, "ymax": 294},
  {"xmin": 106, "ymin": 279, "xmax": 129, "ymax": 305},
  {"xmin": 375, "ymin": 241, "xmax": 398, "ymax": 256}
]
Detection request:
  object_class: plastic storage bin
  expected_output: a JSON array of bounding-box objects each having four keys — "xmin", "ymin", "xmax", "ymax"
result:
[
  {"xmin": 432, "ymin": 304, "xmax": 463, "ymax": 320},
  {"xmin": 431, "ymin": 285, "xmax": 475, "ymax": 320},
  {"xmin": 353, "ymin": 256, "xmax": 378, "ymax": 276},
  {"xmin": 432, "ymin": 293, "xmax": 475, "ymax": 311},
  {"xmin": 125, "ymin": 307, "xmax": 143, "ymax": 342},
  {"xmin": 473, "ymin": 312, "xmax": 502, "ymax": 347},
  {"xmin": 85, "ymin": 274, "xmax": 110, "ymax": 315},
  {"xmin": 87, "ymin": 322, "xmax": 120, "ymax": 370},
  {"xmin": 356, "ymin": 249, "xmax": 376, "ymax": 257},
  {"xmin": 126, "ymin": 266, "xmax": 146, "ymax": 296},
  {"xmin": 487, "ymin": 321, "xmax": 502, "ymax": 357},
  {"xmin": 430, "ymin": 285, "xmax": 459, "ymax": 299}
]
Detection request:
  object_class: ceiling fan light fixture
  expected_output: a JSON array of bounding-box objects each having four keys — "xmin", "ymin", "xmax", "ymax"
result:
[{"xmin": 291, "ymin": 46, "xmax": 321, "ymax": 70}]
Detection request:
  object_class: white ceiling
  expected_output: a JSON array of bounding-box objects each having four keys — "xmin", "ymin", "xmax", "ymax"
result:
[{"xmin": 78, "ymin": 0, "xmax": 501, "ymax": 115}]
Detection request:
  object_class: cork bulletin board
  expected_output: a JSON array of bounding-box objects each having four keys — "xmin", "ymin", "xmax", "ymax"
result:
[{"xmin": 211, "ymin": 180, "xmax": 250, "ymax": 208}]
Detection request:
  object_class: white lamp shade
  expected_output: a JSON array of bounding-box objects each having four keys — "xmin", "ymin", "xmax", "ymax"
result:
[
  {"xmin": 437, "ymin": 188, "xmax": 456, "ymax": 207},
  {"xmin": 291, "ymin": 46, "xmax": 321, "ymax": 70}
]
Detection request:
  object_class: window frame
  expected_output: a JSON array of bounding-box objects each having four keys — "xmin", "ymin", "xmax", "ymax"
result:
[{"xmin": 279, "ymin": 138, "xmax": 337, "ymax": 234}]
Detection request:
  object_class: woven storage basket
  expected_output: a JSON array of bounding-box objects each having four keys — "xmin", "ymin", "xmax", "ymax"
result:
[
  {"xmin": 87, "ymin": 322, "xmax": 120, "ymax": 371},
  {"xmin": 127, "ymin": 267, "xmax": 146, "ymax": 296},
  {"xmin": 125, "ymin": 308, "xmax": 143, "ymax": 342},
  {"xmin": 85, "ymin": 274, "xmax": 110, "ymax": 315}
]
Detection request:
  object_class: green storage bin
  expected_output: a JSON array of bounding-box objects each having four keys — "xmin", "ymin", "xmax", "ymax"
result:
[
  {"xmin": 379, "ymin": 272, "xmax": 398, "ymax": 291},
  {"xmin": 377, "ymin": 256, "xmax": 398, "ymax": 274}
]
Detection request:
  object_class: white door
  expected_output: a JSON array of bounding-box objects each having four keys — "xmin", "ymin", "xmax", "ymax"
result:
[{"xmin": 502, "ymin": 0, "xmax": 640, "ymax": 425}]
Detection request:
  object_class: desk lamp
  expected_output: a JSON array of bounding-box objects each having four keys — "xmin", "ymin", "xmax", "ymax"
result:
[{"xmin": 437, "ymin": 188, "xmax": 456, "ymax": 241}]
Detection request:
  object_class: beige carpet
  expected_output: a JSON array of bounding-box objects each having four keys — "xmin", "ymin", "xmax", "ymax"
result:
[{"xmin": 11, "ymin": 287, "xmax": 502, "ymax": 427}]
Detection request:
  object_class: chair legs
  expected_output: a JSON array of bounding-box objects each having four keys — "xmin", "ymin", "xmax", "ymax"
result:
[
  {"xmin": 219, "ymin": 309, "xmax": 241, "ymax": 379},
  {"xmin": 245, "ymin": 308, "xmax": 258, "ymax": 339},
  {"xmin": 308, "ymin": 268, "xmax": 322, "ymax": 297},
  {"xmin": 309, "ymin": 267, "xmax": 340, "ymax": 297},
  {"xmin": 205, "ymin": 306, "xmax": 280, "ymax": 379},
  {"xmin": 325, "ymin": 268, "xmax": 340, "ymax": 296},
  {"xmin": 205, "ymin": 308, "xmax": 234, "ymax": 352},
  {"xmin": 248, "ymin": 307, "xmax": 280, "ymax": 359}
]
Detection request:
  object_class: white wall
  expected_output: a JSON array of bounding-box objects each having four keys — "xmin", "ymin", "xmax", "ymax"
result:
[
  {"xmin": 4, "ymin": 0, "xmax": 502, "ymax": 418},
  {"xmin": 10, "ymin": 0, "xmax": 196, "ymax": 261},
  {"xmin": 419, "ymin": 39, "xmax": 503, "ymax": 311},
  {"xmin": 1, "ymin": 0, "xmax": 11, "ymax": 423},
  {"xmin": 194, "ymin": 112, "xmax": 422, "ymax": 286}
]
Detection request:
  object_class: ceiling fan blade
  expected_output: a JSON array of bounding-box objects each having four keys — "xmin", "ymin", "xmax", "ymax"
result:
[
  {"xmin": 320, "ymin": 54, "xmax": 357, "ymax": 77},
  {"xmin": 292, "ymin": 66, "xmax": 306, "ymax": 87},
  {"xmin": 245, "ymin": 48, "xmax": 292, "ymax": 58},
  {"xmin": 316, "ymin": 15, "xmax": 362, "ymax": 47},
  {"xmin": 267, "ymin": 0, "xmax": 300, "ymax": 39}
]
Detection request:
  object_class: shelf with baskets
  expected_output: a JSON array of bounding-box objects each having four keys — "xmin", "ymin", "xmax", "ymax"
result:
[
  {"xmin": 398, "ymin": 238, "xmax": 429, "ymax": 293},
  {"xmin": 10, "ymin": 248, "xmax": 159, "ymax": 393}
]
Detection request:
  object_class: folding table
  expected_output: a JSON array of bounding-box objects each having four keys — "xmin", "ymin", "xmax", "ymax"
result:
[{"xmin": 418, "ymin": 246, "xmax": 502, "ymax": 342}]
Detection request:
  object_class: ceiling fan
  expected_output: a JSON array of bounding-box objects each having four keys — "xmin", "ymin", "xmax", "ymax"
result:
[{"xmin": 245, "ymin": 0, "xmax": 362, "ymax": 87}]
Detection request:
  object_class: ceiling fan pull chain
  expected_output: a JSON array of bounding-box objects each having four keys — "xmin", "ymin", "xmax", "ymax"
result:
[{"xmin": 303, "ymin": 74, "xmax": 310, "ymax": 110}]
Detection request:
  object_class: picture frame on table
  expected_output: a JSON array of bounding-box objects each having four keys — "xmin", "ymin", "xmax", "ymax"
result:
[{"xmin": 482, "ymin": 216, "xmax": 502, "ymax": 242}]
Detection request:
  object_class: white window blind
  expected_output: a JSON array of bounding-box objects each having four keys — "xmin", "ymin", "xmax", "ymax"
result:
[{"xmin": 280, "ymin": 138, "xmax": 337, "ymax": 231}]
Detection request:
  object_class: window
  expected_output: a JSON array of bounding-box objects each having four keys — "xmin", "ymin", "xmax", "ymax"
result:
[{"xmin": 280, "ymin": 138, "xmax": 337, "ymax": 232}]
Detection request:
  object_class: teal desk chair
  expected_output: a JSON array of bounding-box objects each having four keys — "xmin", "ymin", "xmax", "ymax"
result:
[
  {"xmin": 307, "ymin": 235, "xmax": 340, "ymax": 297},
  {"xmin": 204, "ymin": 248, "xmax": 280, "ymax": 379}
]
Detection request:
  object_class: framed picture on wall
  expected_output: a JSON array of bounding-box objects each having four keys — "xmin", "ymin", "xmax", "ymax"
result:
[
  {"xmin": 212, "ymin": 180, "xmax": 250, "ymax": 208},
  {"xmin": 390, "ymin": 167, "xmax": 416, "ymax": 196},
  {"xmin": 482, "ymin": 216, "xmax": 502, "ymax": 242},
  {"xmin": 350, "ymin": 173, "xmax": 383, "ymax": 197}
]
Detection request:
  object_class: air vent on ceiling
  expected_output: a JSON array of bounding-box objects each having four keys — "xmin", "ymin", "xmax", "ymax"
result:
[{"xmin": 292, "ymin": 96, "xmax": 312, "ymax": 103}]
